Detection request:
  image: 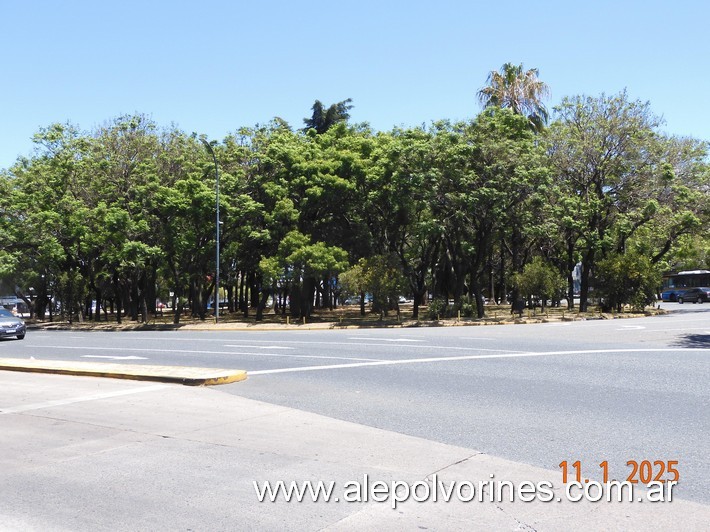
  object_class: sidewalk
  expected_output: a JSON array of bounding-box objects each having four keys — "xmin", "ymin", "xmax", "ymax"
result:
[{"xmin": 1, "ymin": 371, "xmax": 707, "ymax": 530}]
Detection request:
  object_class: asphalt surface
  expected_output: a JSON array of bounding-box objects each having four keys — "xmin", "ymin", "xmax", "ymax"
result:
[
  {"xmin": 6, "ymin": 371, "xmax": 708, "ymax": 531},
  {"xmin": 1, "ymin": 303, "xmax": 709, "ymax": 508},
  {"xmin": 231, "ymin": 305, "xmax": 710, "ymax": 505}
]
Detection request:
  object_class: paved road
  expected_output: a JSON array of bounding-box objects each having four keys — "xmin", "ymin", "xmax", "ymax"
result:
[
  {"xmin": 5, "ymin": 371, "xmax": 707, "ymax": 531},
  {"xmin": 2, "ymin": 303, "xmax": 709, "ymax": 504}
]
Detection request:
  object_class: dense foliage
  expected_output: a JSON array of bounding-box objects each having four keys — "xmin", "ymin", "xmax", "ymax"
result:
[{"xmin": 1, "ymin": 85, "xmax": 708, "ymax": 323}]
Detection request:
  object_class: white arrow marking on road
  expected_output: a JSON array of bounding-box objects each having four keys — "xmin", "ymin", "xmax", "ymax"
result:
[{"xmin": 80, "ymin": 355, "xmax": 148, "ymax": 360}]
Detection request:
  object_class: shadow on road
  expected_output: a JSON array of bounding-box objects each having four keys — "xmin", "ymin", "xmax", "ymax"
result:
[{"xmin": 673, "ymin": 333, "xmax": 710, "ymax": 349}]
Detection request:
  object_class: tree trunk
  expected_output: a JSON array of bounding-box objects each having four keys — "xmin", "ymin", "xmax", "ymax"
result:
[
  {"xmin": 302, "ymin": 277, "xmax": 316, "ymax": 318},
  {"xmin": 238, "ymin": 271, "xmax": 246, "ymax": 313},
  {"xmin": 470, "ymin": 275, "xmax": 485, "ymax": 319},
  {"xmin": 227, "ymin": 284, "xmax": 235, "ymax": 313},
  {"xmin": 579, "ymin": 256, "xmax": 592, "ymax": 312},
  {"xmin": 255, "ymin": 283, "xmax": 269, "ymax": 322},
  {"xmin": 114, "ymin": 272, "xmax": 122, "ymax": 324}
]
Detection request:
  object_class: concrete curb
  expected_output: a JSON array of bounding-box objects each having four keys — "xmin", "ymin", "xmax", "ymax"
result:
[{"xmin": 0, "ymin": 358, "xmax": 247, "ymax": 386}]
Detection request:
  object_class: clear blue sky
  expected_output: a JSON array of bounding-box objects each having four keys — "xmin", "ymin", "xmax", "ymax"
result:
[{"xmin": 2, "ymin": 0, "xmax": 708, "ymax": 169}]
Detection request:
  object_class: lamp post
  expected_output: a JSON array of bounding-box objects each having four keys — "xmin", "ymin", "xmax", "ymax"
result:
[{"xmin": 200, "ymin": 138, "xmax": 220, "ymax": 323}]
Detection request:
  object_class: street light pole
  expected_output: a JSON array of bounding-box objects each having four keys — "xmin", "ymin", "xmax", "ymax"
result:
[{"xmin": 200, "ymin": 138, "xmax": 220, "ymax": 323}]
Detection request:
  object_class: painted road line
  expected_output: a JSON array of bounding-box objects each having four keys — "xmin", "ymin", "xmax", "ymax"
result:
[
  {"xmin": 347, "ymin": 337, "xmax": 424, "ymax": 342},
  {"xmin": 25, "ymin": 342, "xmax": 525, "ymax": 355},
  {"xmin": 218, "ymin": 340, "xmax": 527, "ymax": 353},
  {"xmin": 642, "ymin": 327, "xmax": 710, "ymax": 332},
  {"xmin": 81, "ymin": 355, "xmax": 149, "ymax": 360},
  {"xmin": 222, "ymin": 345, "xmax": 295, "ymax": 350},
  {"xmin": 25, "ymin": 344, "xmax": 385, "ymax": 362},
  {"xmin": 248, "ymin": 348, "xmax": 710, "ymax": 376},
  {"xmin": 26, "ymin": 345, "xmax": 267, "ymax": 356},
  {"xmin": 1, "ymin": 384, "xmax": 168, "ymax": 414}
]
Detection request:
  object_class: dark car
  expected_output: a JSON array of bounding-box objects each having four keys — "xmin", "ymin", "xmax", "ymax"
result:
[
  {"xmin": 661, "ymin": 288, "xmax": 687, "ymax": 302},
  {"xmin": 0, "ymin": 308, "xmax": 26, "ymax": 339},
  {"xmin": 677, "ymin": 287, "xmax": 710, "ymax": 304}
]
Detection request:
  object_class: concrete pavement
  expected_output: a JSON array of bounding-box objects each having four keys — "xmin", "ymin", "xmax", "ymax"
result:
[
  {"xmin": 1, "ymin": 371, "xmax": 707, "ymax": 530},
  {"xmin": 0, "ymin": 357, "xmax": 246, "ymax": 386}
]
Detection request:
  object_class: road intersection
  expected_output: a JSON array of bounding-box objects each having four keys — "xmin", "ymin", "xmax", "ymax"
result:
[{"xmin": 0, "ymin": 303, "xmax": 708, "ymax": 529}]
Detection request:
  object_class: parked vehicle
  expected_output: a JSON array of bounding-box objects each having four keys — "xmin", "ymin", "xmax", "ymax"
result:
[
  {"xmin": 0, "ymin": 308, "xmax": 26, "ymax": 339},
  {"xmin": 661, "ymin": 288, "xmax": 687, "ymax": 302},
  {"xmin": 677, "ymin": 287, "xmax": 710, "ymax": 304}
]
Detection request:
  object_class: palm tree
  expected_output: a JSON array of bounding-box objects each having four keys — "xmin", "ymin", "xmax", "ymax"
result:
[
  {"xmin": 477, "ymin": 63, "xmax": 550, "ymax": 131},
  {"xmin": 303, "ymin": 98, "xmax": 353, "ymax": 134}
]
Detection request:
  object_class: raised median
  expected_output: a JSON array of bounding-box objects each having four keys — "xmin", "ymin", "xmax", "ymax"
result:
[{"xmin": 0, "ymin": 358, "xmax": 247, "ymax": 386}]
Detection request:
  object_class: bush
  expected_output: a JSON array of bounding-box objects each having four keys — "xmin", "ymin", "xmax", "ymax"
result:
[
  {"xmin": 459, "ymin": 301, "xmax": 476, "ymax": 318},
  {"xmin": 427, "ymin": 298, "xmax": 447, "ymax": 320},
  {"xmin": 513, "ymin": 257, "xmax": 566, "ymax": 309},
  {"xmin": 595, "ymin": 253, "xmax": 660, "ymax": 312},
  {"xmin": 425, "ymin": 298, "xmax": 476, "ymax": 319}
]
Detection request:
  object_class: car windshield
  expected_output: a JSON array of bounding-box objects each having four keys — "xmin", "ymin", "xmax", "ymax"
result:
[{"xmin": 0, "ymin": 309, "xmax": 16, "ymax": 318}]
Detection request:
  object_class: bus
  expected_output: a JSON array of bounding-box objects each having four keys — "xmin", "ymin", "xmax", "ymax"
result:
[
  {"xmin": 661, "ymin": 270, "xmax": 710, "ymax": 301},
  {"xmin": 0, "ymin": 296, "xmax": 29, "ymax": 315}
]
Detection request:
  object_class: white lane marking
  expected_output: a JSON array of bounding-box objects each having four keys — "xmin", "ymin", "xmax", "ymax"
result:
[
  {"xmin": 1, "ymin": 384, "xmax": 167, "ymax": 414},
  {"xmin": 25, "ymin": 345, "xmax": 383, "ymax": 363},
  {"xmin": 74, "ymin": 336, "xmax": 496, "ymax": 347},
  {"xmin": 347, "ymin": 337, "xmax": 423, "ymax": 343},
  {"xmin": 223, "ymin": 345, "xmax": 294, "ymax": 350},
  {"xmin": 248, "ymin": 348, "xmax": 710, "ymax": 376},
  {"xmin": 617, "ymin": 326, "xmax": 646, "ymax": 330},
  {"xmin": 345, "ymin": 344, "xmax": 521, "ymax": 353},
  {"xmin": 641, "ymin": 327, "xmax": 710, "ymax": 332},
  {"xmin": 80, "ymin": 355, "xmax": 149, "ymax": 360},
  {"xmin": 26, "ymin": 342, "xmax": 520, "ymax": 355}
]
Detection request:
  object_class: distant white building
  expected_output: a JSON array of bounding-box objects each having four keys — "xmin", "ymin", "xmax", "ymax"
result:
[{"xmin": 572, "ymin": 263, "xmax": 582, "ymax": 295}]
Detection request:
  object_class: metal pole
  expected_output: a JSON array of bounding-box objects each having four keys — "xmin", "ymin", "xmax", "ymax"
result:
[{"xmin": 200, "ymin": 139, "xmax": 220, "ymax": 323}]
